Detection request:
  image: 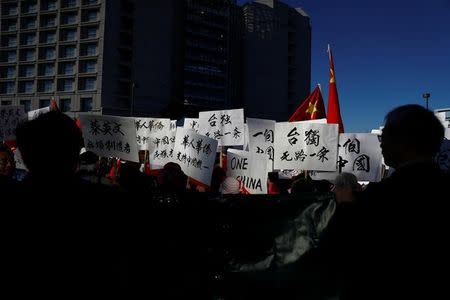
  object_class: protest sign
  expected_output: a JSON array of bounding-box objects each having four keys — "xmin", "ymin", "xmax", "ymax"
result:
[
  {"xmin": 199, "ymin": 108, "xmax": 244, "ymax": 146},
  {"xmin": 227, "ymin": 149, "xmax": 268, "ymax": 194},
  {"xmin": 27, "ymin": 106, "xmax": 50, "ymax": 121},
  {"xmin": 247, "ymin": 118, "xmax": 275, "ymax": 172},
  {"xmin": 183, "ymin": 118, "xmax": 200, "ymax": 133}
]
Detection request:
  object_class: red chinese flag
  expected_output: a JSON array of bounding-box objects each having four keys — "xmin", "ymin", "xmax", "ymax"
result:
[
  {"xmin": 288, "ymin": 86, "xmax": 326, "ymax": 122},
  {"xmin": 50, "ymin": 97, "xmax": 59, "ymax": 111},
  {"xmin": 327, "ymin": 45, "xmax": 345, "ymax": 133}
]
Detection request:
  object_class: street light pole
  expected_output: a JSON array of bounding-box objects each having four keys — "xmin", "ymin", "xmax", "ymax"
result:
[{"xmin": 422, "ymin": 92, "xmax": 430, "ymax": 110}]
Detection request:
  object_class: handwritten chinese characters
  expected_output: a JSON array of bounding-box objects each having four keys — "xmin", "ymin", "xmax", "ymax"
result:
[
  {"xmin": 247, "ymin": 118, "xmax": 276, "ymax": 172},
  {"xmin": 135, "ymin": 118, "xmax": 170, "ymax": 151},
  {"xmin": 183, "ymin": 118, "xmax": 200, "ymax": 133},
  {"xmin": 0, "ymin": 106, "xmax": 26, "ymax": 141},
  {"xmin": 274, "ymin": 122, "xmax": 339, "ymax": 171},
  {"xmin": 172, "ymin": 128, "xmax": 218, "ymax": 186},
  {"xmin": 79, "ymin": 115, "xmax": 139, "ymax": 162},
  {"xmin": 150, "ymin": 120, "xmax": 177, "ymax": 168},
  {"xmin": 199, "ymin": 109, "xmax": 244, "ymax": 146}
]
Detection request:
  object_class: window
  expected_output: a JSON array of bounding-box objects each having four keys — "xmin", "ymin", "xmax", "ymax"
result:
[
  {"xmin": 80, "ymin": 97, "xmax": 93, "ymax": 112},
  {"xmin": 81, "ymin": 26, "xmax": 97, "ymax": 39},
  {"xmin": 82, "ymin": 0, "xmax": 98, "ymax": 5},
  {"xmin": 2, "ymin": 19, "xmax": 17, "ymax": 31},
  {"xmin": 0, "ymin": 82, "xmax": 15, "ymax": 94},
  {"xmin": 2, "ymin": 36, "xmax": 17, "ymax": 47},
  {"xmin": 61, "ymin": 13, "xmax": 78, "ymax": 25},
  {"xmin": 58, "ymin": 78, "xmax": 74, "ymax": 91},
  {"xmin": 2, "ymin": 100, "xmax": 12, "ymax": 106},
  {"xmin": 2, "ymin": 3, "xmax": 18, "ymax": 16},
  {"xmin": 82, "ymin": 10, "xmax": 98, "ymax": 22},
  {"xmin": 41, "ymin": 1, "xmax": 57, "ymax": 11},
  {"xmin": 20, "ymin": 33, "xmax": 36, "ymax": 45},
  {"xmin": 60, "ymin": 98, "xmax": 71, "ymax": 112},
  {"xmin": 79, "ymin": 60, "xmax": 96, "ymax": 73},
  {"xmin": 61, "ymin": 0, "xmax": 78, "ymax": 8},
  {"xmin": 20, "ymin": 100, "xmax": 32, "ymax": 112},
  {"xmin": 61, "ymin": 29, "xmax": 78, "ymax": 41},
  {"xmin": 58, "ymin": 62, "xmax": 75, "ymax": 75},
  {"xmin": 19, "ymin": 65, "xmax": 35, "ymax": 77},
  {"xmin": 22, "ymin": 1, "xmax": 38, "ymax": 14},
  {"xmin": 38, "ymin": 63, "xmax": 55, "ymax": 76},
  {"xmin": 21, "ymin": 17, "xmax": 37, "ymax": 29},
  {"xmin": 80, "ymin": 43, "xmax": 97, "ymax": 56},
  {"xmin": 19, "ymin": 81, "xmax": 34, "ymax": 93},
  {"xmin": 40, "ymin": 31, "xmax": 56, "ymax": 43},
  {"xmin": 38, "ymin": 80, "xmax": 53, "ymax": 92},
  {"xmin": 0, "ymin": 67, "xmax": 16, "ymax": 78},
  {"xmin": 59, "ymin": 45, "xmax": 76, "ymax": 58},
  {"xmin": 39, "ymin": 47, "xmax": 56, "ymax": 60},
  {"xmin": 20, "ymin": 49, "xmax": 36, "ymax": 61},
  {"xmin": 3, "ymin": 51, "xmax": 17, "ymax": 63},
  {"xmin": 40, "ymin": 15, "xmax": 56, "ymax": 27},
  {"xmin": 79, "ymin": 77, "xmax": 96, "ymax": 90},
  {"xmin": 39, "ymin": 99, "xmax": 50, "ymax": 108}
]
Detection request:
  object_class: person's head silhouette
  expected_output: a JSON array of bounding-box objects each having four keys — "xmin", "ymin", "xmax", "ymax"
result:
[
  {"xmin": 16, "ymin": 111, "xmax": 83, "ymax": 179},
  {"xmin": 381, "ymin": 104, "xmax": 444, "ymax": 168}
]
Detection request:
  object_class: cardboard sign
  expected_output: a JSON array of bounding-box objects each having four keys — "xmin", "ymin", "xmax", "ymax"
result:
[
  {"xmin": 311, "ymin": 133, "xmax": 383, "ymax": 182},
  {"xmin": 79, "ymin": 114, "xmax": 139, "ymax": 162},
  {"xmin": 171, "ymin": 128, "xmax": 218, "ymax": 186},
  {"xmin": 247, "ymin": 118, "xmax": 275, "ymax": 172},
  {"xmin": 199, "ymin": 109, "xmax": 244, "ymax": 146},
  {"xmin": 183, "ymin": 118, "xmax": 200, "ymax": 133},
  {"xmin": 274, "ymin": 122, "xmax": 339, "ymax": 171},
  {"xmin": 227, "ymin": 149, "xmax": 268, "ymax": 194}
]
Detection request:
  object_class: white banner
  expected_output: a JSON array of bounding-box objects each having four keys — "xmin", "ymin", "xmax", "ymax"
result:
[
  {"xmin": 310, "ymin": 133, "xmax": 383, "ymax": 182},
  {"xmin": 0, "ymin": 105, "xmax": 26, "ymax": 141},
  {"xmin": 183, "ymin": 118, "xmax": 200, "ymax": 133},
  {"xmin": 435, "ymin": 140, "xmax": 450, "ymax": 174},
  {"xmin": 79, "ymin": 115, "xmax": 139, "ymax": 162},
  {"xmin": 27, "ymin": 106, "xmax": 50, "ymax": 121},
  {"xmin": 199, "ymin": 108, "xmax": 244, "ymax": 146},
  {"xmin": 171, "ymin": 128, "xmax": 218, "ymax": 186},
  {"xmin": 227, "ymin": 149, "xmax": 268, "ymax": 194},
  {"xmin": 134, "ymin": 118, "xmax": 170, "ymax": 151},
  {"xmin": 274, "ymin": 122, "xmax": 339, "ymax": 171},
  {"xmin": 247, "ymin": 118, "xmax": 275, "ymax": 172},
  {"xmin": 150, "ymin": 120, "xmax": 178, "ymax": 168}
]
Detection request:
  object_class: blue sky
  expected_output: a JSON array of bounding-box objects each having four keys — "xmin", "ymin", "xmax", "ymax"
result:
[{"xmin": 238, "ymin": 0, "xmax": 450, "ymax": 132}]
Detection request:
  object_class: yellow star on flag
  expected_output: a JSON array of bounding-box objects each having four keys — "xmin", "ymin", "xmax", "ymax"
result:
[{"xmin": 306, "ymin": 101, "xmax": 318, "ymax": 116}]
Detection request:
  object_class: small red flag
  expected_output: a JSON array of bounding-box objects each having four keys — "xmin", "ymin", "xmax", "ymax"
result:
[
  {"xmin": 327, "ymin": 45, "xmax": 345, "ymax": 133},
  {"xmin": 289, "ymin": 86, "xmax": 326, "ymax": 122},
  {"xmin": 50, "ymin": 97, "xmax": 59, "ymax": 111}
]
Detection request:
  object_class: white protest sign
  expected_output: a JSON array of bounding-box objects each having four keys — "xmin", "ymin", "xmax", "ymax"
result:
[
  {"xmin": 134, "ymin": 118, "xmax": 170, "ymax": 151},
  {"xmin": 227, "ymin": 149, "xmax": 268, "ymax": 194},
  {"xmin": 274, "ymin": 122, "xmax": 338, "ymax": 171},
  {"xmin": 243, "ymin": 123, "xmax": 249, "ymax": 151},
  {"xmin": 310, "ymin": 133, "xmax": 383, "ymax": 182},
  {"xmin": 435, "ymin": 140, "xmax": 450, "ymax": 174},
  {"xmin": 183, "ymin": 118, "xmax": 200, "ymax": 133},
  {"xmin": 13, "ymin": 148, "xmax": 27, "ymax": 171},
  {"xmin": 79, "ymin": 114, "xmax": 139, "ymax": 162},
  {"xmin": 150, "ymin": 120, "xmax": 178, "ymax": 168},
  {"xmin": 199, "ymin": 108, "xmax": 244, "ymax": 146},
  {"xmin": 446, "ymin": 128, "xmax": 450, "ymax": 140},
  {"xmin": 247, "ymin": 118, "xmax": 275, "ymax": 172},
  {"xmin": 171, "ymin": 128, "xmax": 218, "ymax": 186},
  {"xmin": 0, "ymin": 106, "xmax": 26, "ymax": 141},
  {"xmin": 27, "ymin": 106, "xmax": 50, "ymax": 121}
]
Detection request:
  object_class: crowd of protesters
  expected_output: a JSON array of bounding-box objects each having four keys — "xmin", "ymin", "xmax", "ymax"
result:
[{"xmin": 0, "ymin": 104, "xmax": 448, "ymax": 298}]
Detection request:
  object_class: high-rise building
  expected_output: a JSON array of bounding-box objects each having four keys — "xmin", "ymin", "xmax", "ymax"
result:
[
  {"xmin": 182, "ymin": 0, "xmax": 240, "ymax": 116},
  {"xmin": 0, "ymin": 0, "xmax": 106, "ymax": 115},
  {"xmin": 242, "ymin": 0, "xmax": 311, "ymax": 121}
]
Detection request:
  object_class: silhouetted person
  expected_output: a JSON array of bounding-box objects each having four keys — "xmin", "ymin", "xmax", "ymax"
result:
[
  {"xmin": 8, "ymin": 111, "xmax": 124, "ymax": 293},
  {"xmin": 331, "ymin": 105, "xmax": 449, "ymax": 300},
  {"xmin": 0, "ymin": 143, "xmax": 17, "ymax": 191},
  {"xmin": 16, "ymin": 111, "xmax": 84, "ymax": 190}
]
